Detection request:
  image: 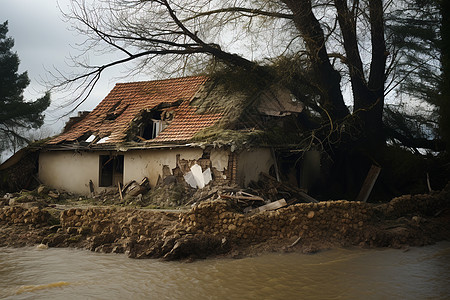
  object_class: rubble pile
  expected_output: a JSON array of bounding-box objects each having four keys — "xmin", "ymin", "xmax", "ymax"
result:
[
  {"xmin": 384, "ymin": 191, "xmax": 450, "ymax": 218},
  {"xmin": 1, "ymin": 181, "xmax": 449, "ymax": 260},
  {"xmin": 179, "ymin": 200, "xmax": 373, "ymax": 243},
  {"xmin": 0, "ymin": 206, "xmax": 50, "ymax": 225}
]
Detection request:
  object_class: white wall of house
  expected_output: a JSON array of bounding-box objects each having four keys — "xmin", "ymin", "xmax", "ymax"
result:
[
  {"xmin": 39, "ymin": 148, "xmax": 204, "ymax": 195},
  {"xmin": 236, "ymin": 148, "xmax": 274, "ymax": 187},
  {"xmin": 210, "ymin": 148, "xmax": 230, "ymax": 172},
  {"xmin": 39, "ymin": 150, "xmax": 105, "ymax": 195},
  {"xmin": 38, "ymin": 146, "xmax": 273, "ymax": 195}
]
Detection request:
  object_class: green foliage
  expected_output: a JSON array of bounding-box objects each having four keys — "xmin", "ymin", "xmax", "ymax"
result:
[
  {"xmin": 383, "ymin": 0, "xmax": 450, "ymax": 152},
  {"xmin": 387, "ymin": 0, "xmax": 442, "ymax": 104},
  {"xmin": 0, "ymin": 21, "xmax": 50, "ymax": 153}
]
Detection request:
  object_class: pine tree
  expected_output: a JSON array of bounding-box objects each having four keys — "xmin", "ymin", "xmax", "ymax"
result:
[{"xmin": 0, "ymin": 21, "xmax": 50, "ymax": 153}]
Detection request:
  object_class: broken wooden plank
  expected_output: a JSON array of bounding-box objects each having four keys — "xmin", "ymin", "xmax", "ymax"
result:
[
  {"xmin": 186, "ymin": 190, "xmax": 218, "ymax": 206},
  {"xmin": 118, "ymin": 182, "xmax": 124, "ymax": 202},
  {"xmin": 239, "ymin": 191, "xmax": 260, "ymax": 198},
  {"xmin": 260, "ymin": 173, "xmax": 319, "ymax": 203},
  {"xmin": 251, "ymin": 198, "xmax": 287, "ymax": 213},
  {"xmin": 356, "ymin": 164, "xmax": 381, "ymax": 202},
  {"xmin": 121, "ymin": 180, "xmax": 134, "ymax": 194},
  {"xmin": 270, "ymin": 147, "xmax": 281, "ymax": 182},
  {"xmin": 220, "ymin": 194, "xmax": 265, "ymax": 202}
]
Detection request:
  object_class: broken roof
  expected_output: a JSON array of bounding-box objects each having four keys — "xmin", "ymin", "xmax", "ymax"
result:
[
  {"xmin": 49, "ymin": 76, "xmax": 223, "ymax": 146},
  {"xmin": 47, "ymin": 74, "xmax": 304, "ymax": 149}
]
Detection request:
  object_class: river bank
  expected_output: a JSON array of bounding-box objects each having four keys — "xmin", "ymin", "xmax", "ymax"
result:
[{"xmin": 1, "ymin": 187, "xmax": 449, "ymax": 260}]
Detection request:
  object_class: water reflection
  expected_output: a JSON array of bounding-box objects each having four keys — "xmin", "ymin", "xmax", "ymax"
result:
[{"xmin": 1, "ymin": 243, "xmax": 449, "ymax": 299}]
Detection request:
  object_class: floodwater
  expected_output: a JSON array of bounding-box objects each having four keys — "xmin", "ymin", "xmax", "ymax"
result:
[{"xmin": 1, "ymin": 242, "xmax": 449, "ymax": 300}]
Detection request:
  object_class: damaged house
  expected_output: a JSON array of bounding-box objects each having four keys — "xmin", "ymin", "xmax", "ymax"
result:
[{"xmin": 36, "ymin": 74, "xmax": 313, "ymax": 196}]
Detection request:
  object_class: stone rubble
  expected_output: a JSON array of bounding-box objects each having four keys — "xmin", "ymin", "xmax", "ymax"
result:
[{"xmin": 1, "ymin": 186, "xmax": 449, "ymax": 260}]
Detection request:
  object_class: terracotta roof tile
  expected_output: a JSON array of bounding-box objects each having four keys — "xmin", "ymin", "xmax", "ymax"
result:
[
  {"xmin": 152, "ymin": 101, "xmax": 222, "ymax": 142},
  {"xmin": 49, "ymin": 76, "xmax": 214, "ymax": 145}
]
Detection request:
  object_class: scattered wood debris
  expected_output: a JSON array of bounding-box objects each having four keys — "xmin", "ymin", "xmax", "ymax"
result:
[
  {"xmin": 217, "ymin": 172, "xmax": 319, "ymax": 214},
  {"xmin": 249, "ymin": 198, "xmax": 287, "ymax": 214}
]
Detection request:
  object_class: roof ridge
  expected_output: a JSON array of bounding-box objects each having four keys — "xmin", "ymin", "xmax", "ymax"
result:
[{"xmin": 115, "ymin": 75, "xmax": 209, "ymax": 86}]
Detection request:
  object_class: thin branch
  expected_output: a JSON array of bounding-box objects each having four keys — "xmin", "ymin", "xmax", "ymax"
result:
[{"xmin": 183, "ymin": 7, "xmax": 294, "ymax": 22}]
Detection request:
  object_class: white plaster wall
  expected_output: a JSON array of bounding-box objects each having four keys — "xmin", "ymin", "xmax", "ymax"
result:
[
  {"xmin": 39, "ymin": 147, "xmax": 270, "ymax": 195},
  {"xmin": 210, "ymin": 148, "xmax": 230, "ymax": 171},
  {"xmin": 39, "ymin": 151, "xmax": 103, "ymax": 195},
  {"xmin": 237, "ymin": 148, "xmax": 274, "ymax": 187},
  {"xmin": 124, "ymin": 148, "xmax": 203, "ymax": 187}
]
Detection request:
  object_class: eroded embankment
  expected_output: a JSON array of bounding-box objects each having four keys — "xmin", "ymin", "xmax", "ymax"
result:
[{"xmin": 1, "ymin": 190, "xmax": 449, "ymax": 260}]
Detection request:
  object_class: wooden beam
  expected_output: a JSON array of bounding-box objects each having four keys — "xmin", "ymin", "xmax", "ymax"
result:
[
  {"xmin": 118, "ymin": 182, "xmax": 123, "ymax": 202},
  {"xmin": 260, "ymin": 172, "xmax": 319, "ymax": 203},
  {"xmin": 251, "ymin": 198, "xmax": 287, "ymax": 213},
  {"xmin": 270, "ymin": 148, "xmax": 281, "ymax": 182},
  {"xmin": 356, "ymin": 165, "xmax": 381, "ymax": 202},
  {"xmin": 220, "ymin": 194, "xmax": 265, "ymax": 201}
]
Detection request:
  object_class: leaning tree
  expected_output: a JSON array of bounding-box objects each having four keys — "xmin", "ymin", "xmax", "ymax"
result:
[{"xmin": 54, "ymin": 0, "xmax": 446, "ymax": 196}]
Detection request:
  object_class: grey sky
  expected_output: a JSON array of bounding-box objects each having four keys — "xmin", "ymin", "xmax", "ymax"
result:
[{"xmin": 0, "ymin": 0, "xmax": 149, "ymax": 135}]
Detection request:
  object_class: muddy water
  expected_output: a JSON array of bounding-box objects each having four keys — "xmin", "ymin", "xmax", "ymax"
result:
[{"xmin": 1, "ymin": 243, "xmax": 449, "ymax": 300}]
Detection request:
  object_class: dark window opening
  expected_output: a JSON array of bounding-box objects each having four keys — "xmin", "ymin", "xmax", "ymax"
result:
[
  {"xmin": 142, "ymin": 119, "xmax": 163, "ymax": 139},
  {"xmin": 140, "ymin": 110, "xmax": 169, "ymax": 140},
  {"xmin": 99, "ymin": 155, "xmax": 124, "ymax": 187}
]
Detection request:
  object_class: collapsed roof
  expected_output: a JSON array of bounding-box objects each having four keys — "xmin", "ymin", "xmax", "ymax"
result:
[{"xmin": 47, "ymin": 74, "xmax": 304, "ymax": 150}]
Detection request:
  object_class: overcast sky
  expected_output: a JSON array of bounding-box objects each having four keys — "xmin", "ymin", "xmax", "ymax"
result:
[{"xmin": 1, "ymin": 0, "xmax": 150, "ymax": 136}]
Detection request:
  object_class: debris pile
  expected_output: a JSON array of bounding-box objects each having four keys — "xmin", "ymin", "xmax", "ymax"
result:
[
  {"xmin": 0, "ymin": 205, "xmax": 51, "ymax": 226},
  {"xmin": 1, "ymin": 184, "xmax": 449, "ymax": 260},
  {"xmin": 0, "ymin": 185, "xmax": 73, "ymax": 209}
]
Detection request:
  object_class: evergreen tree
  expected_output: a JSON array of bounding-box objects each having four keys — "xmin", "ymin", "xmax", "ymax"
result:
[
  {"xmin": 383, "ymin": 0, "xmax": 448, "ymax": 151},
  {"xmin": 0, "ymin": 21, "xmax": 50, "ymax": 153}
]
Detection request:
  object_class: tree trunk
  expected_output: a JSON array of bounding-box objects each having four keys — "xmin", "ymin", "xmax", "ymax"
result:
[
  {"xmin": 283, "ymin": 0, "xmax": 349, "ymax": 121},
  {"xmin": 333, "ymin": 0, "xmax": 386, "ymax": 148},
  {"xmin": 360, "ymin": 0, "xmax": 386, "ymax": 147}
]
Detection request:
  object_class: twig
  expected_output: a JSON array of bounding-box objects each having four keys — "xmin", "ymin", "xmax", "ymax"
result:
[{"xmin": 288, "ymin": 237, "xmax": 302, "ymax": 248}]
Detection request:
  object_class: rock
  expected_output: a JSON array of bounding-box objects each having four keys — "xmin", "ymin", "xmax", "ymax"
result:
[
  {"xmin": 228, "ymin": 224, "xmax": 237, "ymax": 231},
  {"xmin": 88, "ymin": 234, "xmax": 117, "ymax": 251},
  {"xmin": 36, "ymin": 243, "xmax": 48, "ymax": 250}
]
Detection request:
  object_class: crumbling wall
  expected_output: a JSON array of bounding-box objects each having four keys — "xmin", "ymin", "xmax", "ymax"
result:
[
  {"xmin": 57, "ymin": 191, "xmax": 449, "ymax": 246},
  {"xmin": 58, "ymin": 201, "xmax": 374, "ymax": 243},
  {"xmin": 2, "ymin": 190, "xmax": 448, "ymax": 258},
  {"xmin": 0, "ymin": 206, "xmax": 50, "ymax": 225},
  {"xmin": 384, "ymin": 193, "xmax": 450, "ymax": 218},
  {"xmin": 236, "ymin": 148, "xmax": 274, "ymax": 187},
  {"xmin": 124, "ymin": 148, "xmax": 204, "ymax": 187},
  {"xmin": 179, "ymin": 200, "xmax": 374, "ymax": 242},
  {"xmin": 60, "ymin": 207, "xmax": 178, "ymax": 237}
]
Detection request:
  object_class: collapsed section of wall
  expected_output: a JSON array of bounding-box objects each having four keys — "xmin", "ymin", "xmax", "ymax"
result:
[{"xmin": 2, "ymin": 189, "xmax": 448, "ymax": 259}]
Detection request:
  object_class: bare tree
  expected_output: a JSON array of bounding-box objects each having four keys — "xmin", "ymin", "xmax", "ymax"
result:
[{"xmin": 54, "ymin": 0, "xmax": 440, "ymax": 151}]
